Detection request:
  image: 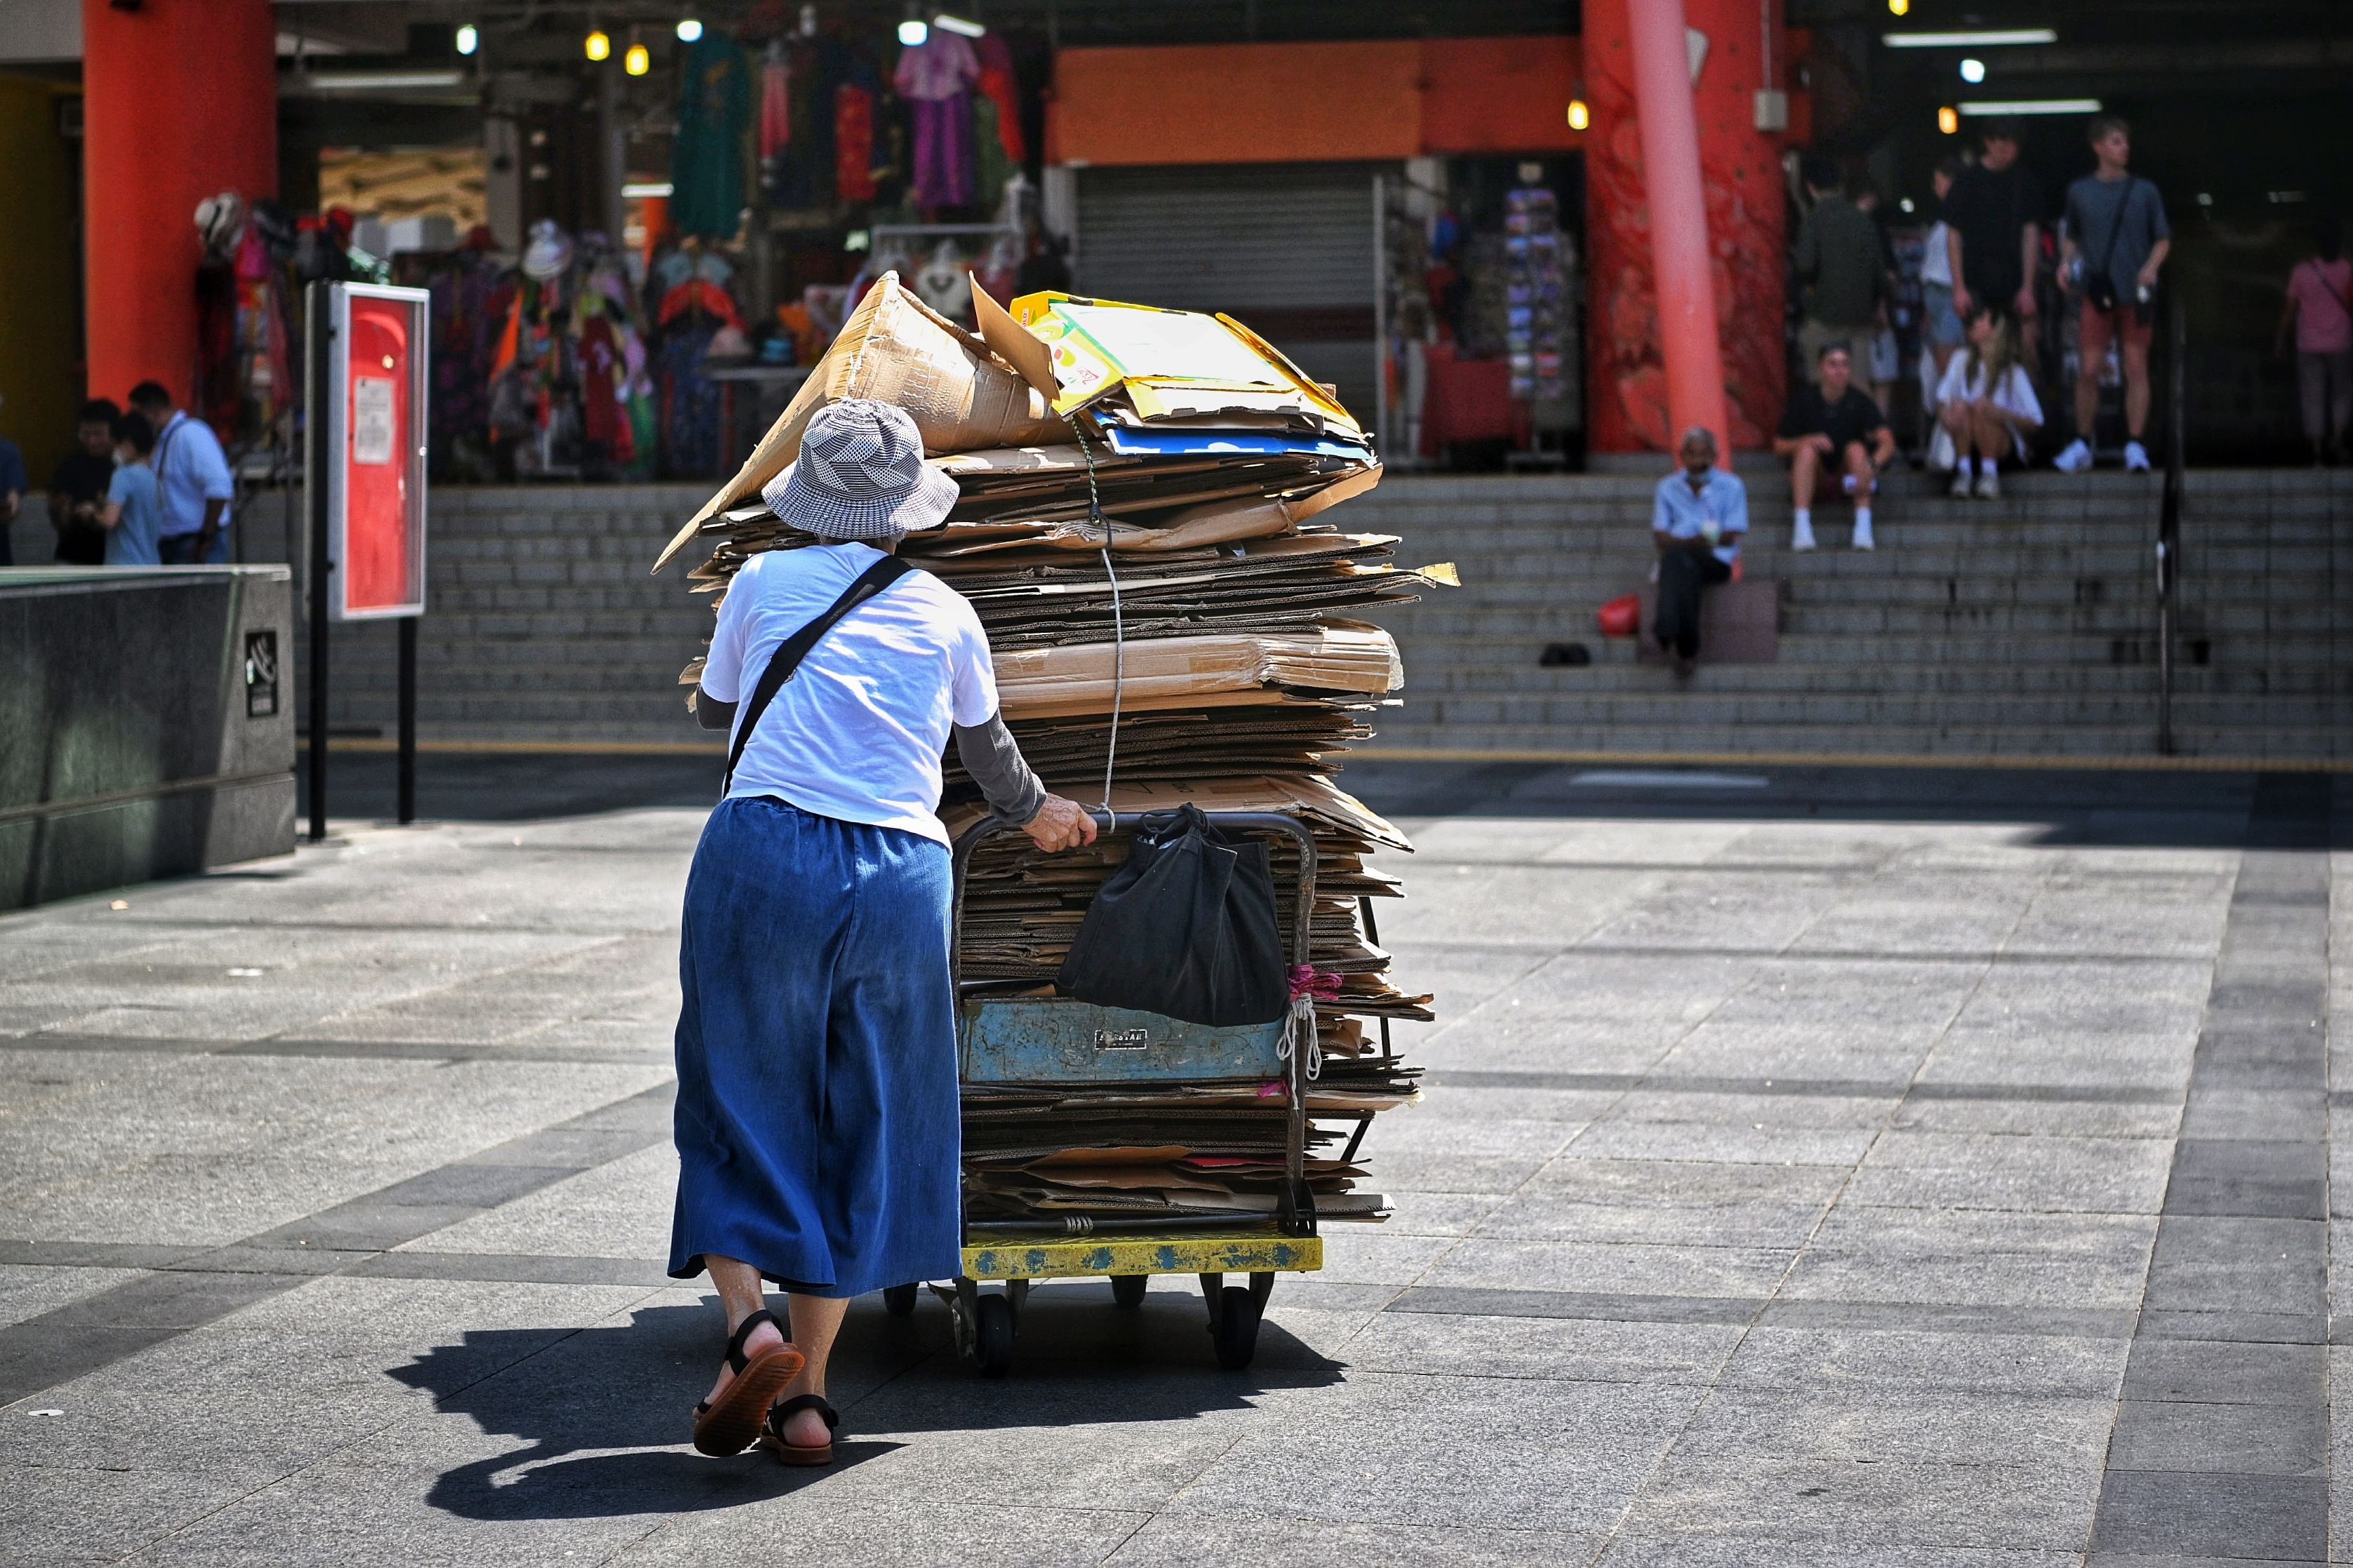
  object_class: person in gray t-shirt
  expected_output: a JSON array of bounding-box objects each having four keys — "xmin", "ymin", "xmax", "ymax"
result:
[{"xmin": 2055, "ymin": 114, "xmax": 2171, "ymax": 473}]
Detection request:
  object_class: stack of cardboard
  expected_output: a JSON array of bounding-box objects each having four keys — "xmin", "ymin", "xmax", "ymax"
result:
[{"xmin": 660, "ymin": 272, "xmax": 1442, "ymax": 1228}]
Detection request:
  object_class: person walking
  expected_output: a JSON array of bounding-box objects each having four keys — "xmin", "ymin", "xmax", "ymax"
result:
[
  {"xmin": 1945, "ymin": 120, "xmax": 2043, "ymax": 362},
  {"xmin": 1794, "ymin": 156, "xmax": 1888, "ymax": 380},
  {"xmin": 128, "ymin": 382, "xmax": 234, "ymax": 564},
  {"xmin": 48, "ymin": 398, "xmax": 122, "ymax": 568},
  {"xmin": 1650, "ymin": 426, "xmax": 1749, "ymax": 678},
  {"xmin": 2053, "ymin": 116, "xmax": 2171, "ymax": 474},
  {"xmin": 1775, "ymin": 343, "xmax": 1895, "ymax": 551},
  {"xmin": 1935, "ymin": 307, "xmax": 2044, "ymax": 499},
  {"xmin": 673, "ymin": 399, "xmax": 1096, "ymax": 1466},
  {"xmin": 2277, "ymin": 214, "xmax": 2352, "ymax": 466}
]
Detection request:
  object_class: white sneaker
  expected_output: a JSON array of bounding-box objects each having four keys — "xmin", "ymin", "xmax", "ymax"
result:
[
  {"xmin": 2124, "ymin": 440, "xmax": 2152, "ymax": 472},
  {"xmin": 2053, "ymin": 438, "xmax": 2093, "ymax": 473},
  {"xmin": 1852, "ymin": 518, "xmax": 1875, "ymax": 551},
  {"xmin": 1975, "ymin": 467, "xmax": 2001, "ymax": 500},
  {"xmin": 1792, "ymin": 518, "xmax": 1818, "ymax": 551},
  {"xmin": 1949, "ymin": 468, "xmax": 1974, "ymax": 498}
]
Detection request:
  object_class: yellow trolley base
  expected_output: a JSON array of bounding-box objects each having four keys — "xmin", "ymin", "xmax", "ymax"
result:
[{"xmin": 893, "ymin": 1226, "xmax": 1323, "ymax": 1377}]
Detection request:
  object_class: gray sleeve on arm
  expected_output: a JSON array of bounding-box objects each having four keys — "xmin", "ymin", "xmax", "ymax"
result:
[{"xmin": 954, "ymin": 713, "xmax": 1046, "ymax": 824}]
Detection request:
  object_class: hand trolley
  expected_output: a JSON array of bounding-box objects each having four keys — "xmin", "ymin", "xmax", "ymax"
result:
[{"xmin": 881, "ymin": 810, "xmax": 1324, "ymax": 1376}]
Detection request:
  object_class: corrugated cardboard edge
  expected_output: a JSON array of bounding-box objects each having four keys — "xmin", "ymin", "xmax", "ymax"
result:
[{"xmin": 664, "ymin": 272, "xmax": 1065, "ymax": 564}]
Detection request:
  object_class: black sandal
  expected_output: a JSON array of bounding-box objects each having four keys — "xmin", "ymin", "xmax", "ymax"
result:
[
  {"xmin": 759, "ymin": 1393, "xmax": 839, "ymax": 1466},
  {"xmin": 691, "ymin": 1309, "xmax": 806, "ymax": 1457}
]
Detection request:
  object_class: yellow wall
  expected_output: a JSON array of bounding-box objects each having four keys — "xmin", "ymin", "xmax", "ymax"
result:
[{"xmin": 0, "ymin": 74, "xmax": 82, "ymax": 484}]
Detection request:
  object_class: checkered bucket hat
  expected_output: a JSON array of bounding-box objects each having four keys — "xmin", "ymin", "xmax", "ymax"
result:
[{"xmin": 762, "ymin": 399, "xmax": 958, "ymax": 542}]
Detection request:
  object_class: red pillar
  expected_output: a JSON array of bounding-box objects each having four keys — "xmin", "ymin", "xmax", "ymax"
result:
[
  {"xmin": 81, "ymin": 0, "xmax": 277, "ymax": 407},
  {"xmin": 1586, "ymin": 0, "xmax": 1788, "ymax": 457}
]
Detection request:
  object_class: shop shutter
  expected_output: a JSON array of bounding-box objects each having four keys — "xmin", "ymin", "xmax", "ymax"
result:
[{"xmin": 1073, "ymin": 162, "xmax": 1385, "ymax": 424}]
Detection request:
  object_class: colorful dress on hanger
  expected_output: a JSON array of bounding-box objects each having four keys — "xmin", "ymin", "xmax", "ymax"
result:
[
  {"xmin": 672, "ymin": 34, "xmax": 752, "ymax": 239},
  {"xmin": 893, "ymin": 32, "xmax": 978, "ymax": 210}
]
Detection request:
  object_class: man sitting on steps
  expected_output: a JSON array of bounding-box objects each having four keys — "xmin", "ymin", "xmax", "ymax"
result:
[
  {"xmin": 1650, "ymin": 426, "xmax": 1749, "ymax": 681},
  {"xmin": 1773, "ymin": 342, "xmax": 1895, "ymax": 552}
]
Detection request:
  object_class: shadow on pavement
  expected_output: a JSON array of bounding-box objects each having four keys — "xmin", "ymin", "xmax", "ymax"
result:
[{"xmin": 392, "ymin": 1291, "xmax": 1339, "ymax": 1520}]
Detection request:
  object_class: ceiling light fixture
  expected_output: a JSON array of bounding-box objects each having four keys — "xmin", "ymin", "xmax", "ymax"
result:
[
  {"xmin": 1937, "ymin": 105, "xmax": 1959, "ymax": 134},
  {"xmin": 1959, "ymin": 98, "xmax": 2101, "ymax": 116},
  {"xmin": 1884, "ymin": 29, "xmax": 2058, "ymax": 48},
  {"xmin": 1959, "ymin": 58, "xmax": 1986, "ymax": 83},
  {"xmin": 455, "ymin": 23, "xmax": 477, "ymax": 55},
  {"xmin": 1887, "ymin": 0, "xmax": 1907, "ymax": 13},
  {"xmin": 898, "ymin": 18, "xmax": 928, "ymax": 46},
  {"xmin": 933, "ymin": 13, "xmax": 985, "ymax": 37},
  {"xmin": 625, "ymin": 36, "xmax": 650, "ymax": 74},
  {"xmin": 306, "ymin": 69, "xmax": 468, "ymax": 91},
  {"xmin": 676, "ymin": 15, "xmax": 702, "ymax": 42},
  {"xmin": 585, "ymin": 27, "xmax": 611, "ymax": 62},
  {"xmin": 1566, "ymin": 98, "xmax": 1590, "ymax": 131}
]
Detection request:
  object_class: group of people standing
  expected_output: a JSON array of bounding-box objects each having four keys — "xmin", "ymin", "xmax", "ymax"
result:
[
  {"xmin": 4, "ymin": 384, "xmax": 234, "ymax": 569},
  {"xmin": 1787, "ymin": 112, "xmax": 2174, "ymax": 514}
]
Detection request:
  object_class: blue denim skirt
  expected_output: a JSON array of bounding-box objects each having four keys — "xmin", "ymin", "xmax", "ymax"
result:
[{"xmin": 668, "ymin": 796, "xmax": 961, "ymax": 1296}]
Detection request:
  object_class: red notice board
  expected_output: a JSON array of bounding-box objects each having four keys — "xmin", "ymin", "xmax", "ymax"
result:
[{"xmin": 324, "ymin": 283, "xmax": 429, "ymax": 619}]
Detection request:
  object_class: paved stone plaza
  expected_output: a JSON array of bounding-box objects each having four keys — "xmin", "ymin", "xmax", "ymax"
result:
[{"xmin": 0, "ymin": 760, "xmax": 2343, "ymax": 1566}]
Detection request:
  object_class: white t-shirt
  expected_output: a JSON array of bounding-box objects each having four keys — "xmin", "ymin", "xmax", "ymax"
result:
[
  {"xmin": 701, "ymin": 542, "xmax": 998, "ymax": 845},
  {"xmin": 1934, "ymin": 353, "xmax": 2044, "ymax": 457},
  {"xmin": 1921, "ymin": 220, "xmax": 1954, "ymax": 287}
]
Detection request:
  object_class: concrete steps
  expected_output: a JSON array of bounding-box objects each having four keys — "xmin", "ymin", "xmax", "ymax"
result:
[{"xmin": 296, "ymin": 469, "xmax": 2349, "ymax": 763}]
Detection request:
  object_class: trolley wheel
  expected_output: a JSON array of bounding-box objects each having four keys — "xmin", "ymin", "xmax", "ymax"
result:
[
  {"xmin": 1211, "ymin": 1285, "xmax": 1261, "ymax": 1370},
  {"xmin": 882, "ymin": 1283, "xmax": 919, "ymax": 1318},
  {"xmin": 973, "ymin": 1292, "xmax": 1015, "ymax": 1378},
  {"xmin": 1110, "ymin": 1274, "xmax": 1148, "ymax": 1309}
]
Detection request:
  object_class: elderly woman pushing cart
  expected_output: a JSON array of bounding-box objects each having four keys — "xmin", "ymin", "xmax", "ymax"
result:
[{"xmin": 669, "ymin": 399, "xmax": 1095, "ymax": 1465}]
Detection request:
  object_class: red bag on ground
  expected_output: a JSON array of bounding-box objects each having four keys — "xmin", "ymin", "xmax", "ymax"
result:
[{"xmin": 1597, "ymin": 593, "xmax": 1641, "ymax": 637}]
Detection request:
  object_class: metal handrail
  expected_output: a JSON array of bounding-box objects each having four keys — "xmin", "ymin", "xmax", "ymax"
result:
[{"xmin": 2157, "ymin": 291, "xmax": 2187, "ymax": 755}]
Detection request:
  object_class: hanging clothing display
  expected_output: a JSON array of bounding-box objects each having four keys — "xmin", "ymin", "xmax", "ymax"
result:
[
  {"xmin": 653, "ymin": 243, "xmax": 745, "ymax": 478},
  {"xmin": 759, "ymin": 41, "xmax": 791, "ymax": 163},
  {"xmin": 975, "ymin": 34, "xmax": 1025, "ymax": 163},
  {"xmin": 894, "ymin": 32, "xmax": 978, "ymax": 210},
  {"xmin": 672, "ymin": 32, "xmax": 753, "ymax": 239}
]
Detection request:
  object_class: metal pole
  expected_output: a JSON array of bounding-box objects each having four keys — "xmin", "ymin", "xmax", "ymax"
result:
[
  {"xmin": 305, "ymin": 282, "xmax": 332, "ymax": 842},
  {"xmin": 1373, "ymin": 173, "xmax": 1389, "ymax": 459},
  {"xmin": 396, "ymin": 615, "xmax": 418, "ymax": 824},
  {"xmin": 2156, "ymin": 292, "xmax": 2187, "ymax": 756}
]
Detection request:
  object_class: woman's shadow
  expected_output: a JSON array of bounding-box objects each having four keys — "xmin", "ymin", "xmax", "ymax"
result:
[
  {"xmin": 392, "ymin": 1289, "xmax": 1341, "ymax": 1520},
  {"xmin": 390, "ymin": 1300, "xmax": 892, "ymax": 1520}
]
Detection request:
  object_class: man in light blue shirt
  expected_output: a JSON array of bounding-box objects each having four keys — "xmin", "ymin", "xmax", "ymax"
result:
[
  {"xmin": 1650, "ymin": 425, "xmax": 1747, "ymax": 676},
  {"xmin": 129, "ymin": 382, "xmax": 233, "ymax": 565}
]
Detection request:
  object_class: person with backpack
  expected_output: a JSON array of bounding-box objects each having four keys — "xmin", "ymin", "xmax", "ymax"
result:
[
  {"xmin": 2054, "ymin": 116, "xmax": 2171, "ymax": 473},
  {"xmin": 2277, "ymin": 214, "xmax": 2352, "ymax": 466},
  {"xmin": 672, "ymin": 399, "xmax": 1095, "ymax": 1466}
]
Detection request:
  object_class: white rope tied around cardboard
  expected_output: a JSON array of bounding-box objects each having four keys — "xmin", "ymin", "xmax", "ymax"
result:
[{"xmin": 1065, "ymin": 416, "xmax": 1124, "ymax": 816}]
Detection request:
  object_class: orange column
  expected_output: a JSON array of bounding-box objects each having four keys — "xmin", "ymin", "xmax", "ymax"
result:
[
  {"xmin": 1587, "ymin": 0, "xmax": 1788, "ymax": 457},
  {"xmin": 81, "ymin": 0, "xmax": 278, "ymax": 406}
]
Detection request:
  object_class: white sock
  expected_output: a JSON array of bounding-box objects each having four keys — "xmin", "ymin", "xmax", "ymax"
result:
[
  {"xmin": 1956, "ymin": 456, "xmax": 1975, "ymax": 477},
  {"xmin": 1793, "ymin": 507, "xmax": 1812, "ymax": 530},
  {"xmin": 1854, "ymin": 506, "xmax": 1872, "ymax": 532}
]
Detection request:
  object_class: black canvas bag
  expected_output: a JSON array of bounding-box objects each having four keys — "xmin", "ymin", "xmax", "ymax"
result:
[{"xmin": 1057, "ymin": 804, "xmax": 1288, "ymax": 1027}]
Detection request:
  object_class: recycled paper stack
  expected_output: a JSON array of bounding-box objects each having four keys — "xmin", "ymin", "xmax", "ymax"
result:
[{"xmin": 659, "ymin": 272, "xmax": 1446, "ymax": 1227}]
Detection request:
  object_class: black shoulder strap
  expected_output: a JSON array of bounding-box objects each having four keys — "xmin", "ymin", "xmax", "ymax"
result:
[
  {"xmin": 2092, "ymin": 177, "xmax": 2142, "ymax": 282},
  {"xmin": 722, "ymin": 554, "xmax": 919, "ymax": 793}
]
